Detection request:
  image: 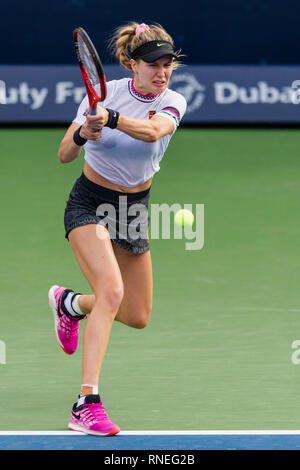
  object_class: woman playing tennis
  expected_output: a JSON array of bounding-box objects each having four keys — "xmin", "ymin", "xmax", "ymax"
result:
[{"xmin": 48, "ymin": 21, "xmax": 187, "ymax": 436}]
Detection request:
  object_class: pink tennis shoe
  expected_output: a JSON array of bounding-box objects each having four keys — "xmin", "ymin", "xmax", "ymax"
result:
[
  {"xmin": 68, "ymin": 394, "xmax": 120, "ymax": 436},
  {"xmin": 48, "ymin": 285, "xmax": 85, "ymax": 355}
]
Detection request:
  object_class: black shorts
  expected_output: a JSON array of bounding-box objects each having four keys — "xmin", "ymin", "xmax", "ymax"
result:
[{"xmin": 64, "ymin": 173, "xmax": 150, "ymax": 254}]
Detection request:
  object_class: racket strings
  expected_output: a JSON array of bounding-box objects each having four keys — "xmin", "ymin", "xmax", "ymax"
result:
[{"xmin": 78, "ymin": 37, "xmax": 99, "ymax": 86}]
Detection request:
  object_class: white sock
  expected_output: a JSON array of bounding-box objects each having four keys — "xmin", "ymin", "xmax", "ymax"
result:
[
  {"xmin": 71, "ymin": 294, "xmax": 84, "ymax": 316},
  {"xmin": 80, "ymin": 384, "xmax": 99, "ymax": 397},
  {"xmin": 63, "ymin": 292, "xmax": 84, "ymax": 317}
]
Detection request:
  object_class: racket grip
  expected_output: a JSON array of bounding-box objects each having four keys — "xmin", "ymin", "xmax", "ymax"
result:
[{"xmin": 89, "ymin": 107, "xmax": 97, "ymax": 115}]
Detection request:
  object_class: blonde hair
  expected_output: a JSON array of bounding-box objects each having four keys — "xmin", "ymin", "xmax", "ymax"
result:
[{"xmin": 108, "ymin": 21, "xmax": 182, "ymax": 71}]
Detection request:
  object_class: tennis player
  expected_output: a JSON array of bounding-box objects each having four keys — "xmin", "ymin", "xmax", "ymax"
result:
[{"xmin": 48, "ymin": 21, "xmax": 187, "ymax": 436}]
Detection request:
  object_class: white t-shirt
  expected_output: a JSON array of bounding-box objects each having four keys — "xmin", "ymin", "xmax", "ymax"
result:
[{"xmin": 73, "ymin": 78, "xmax": 187, "ymax": 187}]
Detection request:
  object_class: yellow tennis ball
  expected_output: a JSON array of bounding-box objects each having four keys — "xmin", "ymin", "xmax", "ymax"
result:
[{"xmin": 175, "ymin": 209, "xmax": 194, "ymax": 227}]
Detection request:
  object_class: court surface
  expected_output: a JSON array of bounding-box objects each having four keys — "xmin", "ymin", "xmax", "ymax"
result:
[
  {"xmin": 1, "ymin": 431, "xmax": 300, "ymax": 450},
  {"xmin": 1, "ymin": 127, "xmax": 300, "ymax": 447}
]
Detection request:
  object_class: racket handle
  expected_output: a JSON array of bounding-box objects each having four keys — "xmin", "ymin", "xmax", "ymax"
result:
[{"xmin": 89, "ymin": 104, "xmax": 101, "ymax": 132}]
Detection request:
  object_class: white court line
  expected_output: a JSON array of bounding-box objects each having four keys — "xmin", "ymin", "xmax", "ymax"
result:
[{"xmin": 1, "ymin": 430, "xmax": 300, "ymax": 436}]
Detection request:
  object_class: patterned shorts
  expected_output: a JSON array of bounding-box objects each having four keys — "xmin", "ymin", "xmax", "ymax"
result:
[{"xmin": 64, "ymin": 172, "xmax": 150, "ymax": 254}]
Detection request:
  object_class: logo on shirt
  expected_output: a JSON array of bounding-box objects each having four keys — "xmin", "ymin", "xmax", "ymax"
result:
[{"xmin": 149, "ymin": 110, "xmax": 156, "ymax": 119}]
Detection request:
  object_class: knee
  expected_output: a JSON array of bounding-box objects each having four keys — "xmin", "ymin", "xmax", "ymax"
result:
[
  {"xmin": 106, "ymin": 286, "xmax": 124, "ymax": 313},
  {"xmin": 133, "ymin": 318, "xmax": 149, "ymax": 329},
  {"xmin": 131, "ymin": 306, "xmax": 152, "ymax": 329},
  {"xmin": 95, "ymin": 279, "xmax": 124, "ymax": 313}
]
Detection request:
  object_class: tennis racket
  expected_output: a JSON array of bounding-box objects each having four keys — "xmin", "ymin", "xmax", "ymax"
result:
[{"xmin": 73, "ymin": 27, "xmax": 107, "ymax": 115}]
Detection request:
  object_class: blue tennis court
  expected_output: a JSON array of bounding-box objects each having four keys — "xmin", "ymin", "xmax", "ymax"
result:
[{"xmin": 1, "ymin": 431, "xmax": 300, "ymax": 450}]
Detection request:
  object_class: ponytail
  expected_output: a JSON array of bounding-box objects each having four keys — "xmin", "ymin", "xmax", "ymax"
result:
[{"xmin": 109, "ymin": 21, "xmax": 180, "ymax": 71}]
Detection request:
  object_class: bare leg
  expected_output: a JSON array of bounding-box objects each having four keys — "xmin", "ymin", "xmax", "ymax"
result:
[
  {"xmin": 68, "ymin": 224, "xmax": 124, "ymax": 385},
  {"xmin": 77, "ymin": 243, "xmax": 153, "ymax": 329}
]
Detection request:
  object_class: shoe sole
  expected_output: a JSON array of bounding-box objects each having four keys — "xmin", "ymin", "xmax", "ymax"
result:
[
  {"xmin": 48, "ymin": 285, "xmax": 73, "ymax": 355},
  {"xmin": 68, "ymin": 422, "xmax": 120, "ymax": 436}
]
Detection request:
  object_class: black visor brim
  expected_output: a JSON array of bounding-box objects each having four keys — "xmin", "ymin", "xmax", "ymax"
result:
[{"xmin": 140, "ymin": 50, "xmax": 178, "ymax": 63}]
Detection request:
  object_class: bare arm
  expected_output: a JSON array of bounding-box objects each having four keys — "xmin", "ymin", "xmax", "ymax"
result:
[
  {"xmin": 58, "ymin": 106, "xmax": 175, "ymax": 164},
  {"xmin": 117, "ymin": 114, "xmax": 174, "ymax": 142},
  {"xmin": 87, "ymin": 106, "xmax": 175, "ymax": 142},
  {"xmin": 58, "ymin": 122, "xmax": 82, "ymax": 163},
  {"xmin": 57, "ymin": 114, "xmax": 102, "ymax": 164}
]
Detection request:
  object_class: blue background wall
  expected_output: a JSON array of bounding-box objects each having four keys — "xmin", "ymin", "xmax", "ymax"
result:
[{"xmin": 2, "ymin": 0, "xmax": 300, "ymax": 65}]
